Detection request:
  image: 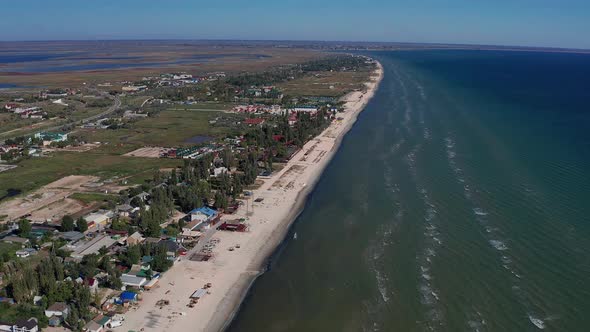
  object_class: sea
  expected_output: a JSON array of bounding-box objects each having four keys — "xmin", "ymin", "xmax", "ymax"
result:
[{"xmin": 227, "ymin": 50, "xmax": 590, "ymax": 332}]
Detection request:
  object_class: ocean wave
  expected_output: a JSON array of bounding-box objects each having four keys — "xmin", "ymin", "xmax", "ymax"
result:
[
  {"xmin": 489, "ymin": 239, "xmax": 509, "ymax": 251},
  {"xmin": 375, "ymin": 269, "xmax": 390, "ymax": 303},
  {"xmin": 473, "ymin": 208, "xmax": 488, "ymax": 216}
]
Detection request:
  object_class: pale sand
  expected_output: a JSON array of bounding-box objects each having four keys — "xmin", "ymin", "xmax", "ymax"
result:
[{"xmin": 122, "ymin": 61, "xmax": 384, "ymax": 332}]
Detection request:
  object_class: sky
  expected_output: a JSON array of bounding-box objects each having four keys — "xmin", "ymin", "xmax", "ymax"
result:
[{"xmin": 1, "ymin": 0, "xmax": 590, "ymax": 49}]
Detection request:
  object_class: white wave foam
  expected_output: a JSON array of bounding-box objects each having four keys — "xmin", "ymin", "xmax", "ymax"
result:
[
  {"xmin": 375, "ymin": 270, "xmax": 390, "ymax": 303},
  {"xmin": 473, "ymin": 208, "xmax": 488, "ymax": 216},
  {"xmin": 489, "ymin": 239, "xmax": 508, "ymax": 251}
]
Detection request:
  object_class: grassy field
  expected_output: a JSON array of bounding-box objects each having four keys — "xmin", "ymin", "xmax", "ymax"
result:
[
  {"xmin": 79, "ymin": 109, "xmax": 241, "ymax": 147},
  {"xmin": 0, "ymin": 147, "xmax": 181, "ymax": 199}
]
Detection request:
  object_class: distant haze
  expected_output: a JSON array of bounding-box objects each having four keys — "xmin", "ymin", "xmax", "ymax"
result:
[{"xmin": 1, "ymin": 0, "xmax": 589, "ymax": 49}]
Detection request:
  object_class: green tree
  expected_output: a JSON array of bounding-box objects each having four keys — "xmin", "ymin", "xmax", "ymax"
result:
[
  {"xmin": 76, "ymin": 217, "xmax": 88, "ymax": 233},
  {"xmin": 165, "ymin": 225, "xmax": 180, "ymax": 238},
  {"xmin": 61, "ymin": 215, "xmax": 75, "ymax": 232},
  {"xmin": 151, "ymin": 244, "xmax": 172, "ymax": 272},
  {"xmin": 123, "ymin": 245, "xmax": 141, "ymax": 266},
  {"xmin": 18, "ymin": 219, "xmax": 32, "ymax": 237}
]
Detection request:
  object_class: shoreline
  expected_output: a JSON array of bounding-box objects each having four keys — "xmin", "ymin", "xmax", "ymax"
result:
[
  {"xmin": 122, "ymin": 59, "xmax": 384, "ymax": 332},
  {"xmin": 216, "ymin": 60, "xmax": 384, "ymax": 332}
]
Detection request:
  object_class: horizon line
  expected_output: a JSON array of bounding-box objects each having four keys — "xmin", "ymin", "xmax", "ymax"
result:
[{"xmin": 0, "ymin": 38, "xmax": 589, "ymax": 52}]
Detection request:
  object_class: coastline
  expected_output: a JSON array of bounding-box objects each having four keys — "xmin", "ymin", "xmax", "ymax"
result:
[{"xmin": 122, "ymin": 59, "xmax": 383, "ymax": 332}]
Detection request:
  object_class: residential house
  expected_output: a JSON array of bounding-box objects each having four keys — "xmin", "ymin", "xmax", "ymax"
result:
[
  {"xmin": 116, "ymin": 204, "xmax": 134, "ymax": 217},
  {"xmin": 86, "ymin": 278, "xmax": 99, "ymax": 294},
  {"xmin": 0, "ymin": 321, "xmax": 12, "ymax": 332},
  {"xmin": 83, "ymin": 321, "xmax": 102, "ymax": 332},
  {"xmin": 1, "ymin": 236, "xmax": 30, "ymax": 247},
  {"xmin": 13, "ymin": 318, "xmax": 38, "ymax": 332},
  {"xmin": 84, "ymin": 315, "xmax": 111, "ymax": 332},
  {"xmin": 15, "ymin": 248, "xmax": 37, "ymax": 258},
  {"xmin": 161, "ymin": 240, "xmax": 181, "ymax": 260},
  {"xmin": 45, "ymin": 302, "xmax": 69, "ymax": 326},
  {"xmin": 127, "ymin": 232, "xmax": 145, "ymax": 246}
]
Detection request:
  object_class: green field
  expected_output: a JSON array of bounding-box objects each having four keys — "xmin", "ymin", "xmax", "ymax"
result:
[
  {"xmin": 0, "ymin": 147, "xmax": 182, "ymax": 199},
  {"xmin": 80, "ymin": 109, "xmax": 241, "ymax": 147},
  {"xmin": 0, "ymin": 106, "xmax": 245, "ymax": 199}
]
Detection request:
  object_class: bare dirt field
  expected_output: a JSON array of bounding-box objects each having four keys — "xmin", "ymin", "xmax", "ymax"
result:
[
  {"xmin": 124, "ymin": 147, "xmax": 171, "ymax": 158},
  {"xmin": 0, "ymin": 175, "xmax": 102, "ymax": 222},
  {"xmin": 28, "ymin": 198, "xmax": 87, "ymax": 223},
  {"xmin": 46, "ymin": 143, "xmax": 101, "ymax": 153}
]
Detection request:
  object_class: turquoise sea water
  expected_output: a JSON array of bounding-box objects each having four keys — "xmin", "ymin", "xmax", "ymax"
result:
[{"xmin": 227, "ymin": 50, "xmax": 590, "ymax": 332}]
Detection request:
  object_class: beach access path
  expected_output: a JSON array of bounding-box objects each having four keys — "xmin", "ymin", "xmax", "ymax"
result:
[{"xmin": 122, "ymin": 61, "xmax": 384, "ymax": 332}]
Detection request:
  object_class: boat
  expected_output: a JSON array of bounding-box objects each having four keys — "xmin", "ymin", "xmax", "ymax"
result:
[{"xmin": 293, "ymin": 232, "xmax": 297, "ymax": 240}]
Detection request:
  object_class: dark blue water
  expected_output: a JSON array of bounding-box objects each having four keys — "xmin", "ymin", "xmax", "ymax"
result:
[{"xmin": 228, "ymin": 50, "xmax": 590, "ymax": 332}]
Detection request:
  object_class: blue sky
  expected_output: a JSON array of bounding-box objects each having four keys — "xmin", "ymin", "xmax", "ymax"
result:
[{"xmin": 1, "ymin": 0, "xmax": 589, "ymax": 49}]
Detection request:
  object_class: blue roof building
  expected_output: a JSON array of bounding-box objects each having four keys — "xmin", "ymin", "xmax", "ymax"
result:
[
  {"xmin": 119, "ymin": 291, "xmax": 138, "ymax": 303},
  {"xmin": 189, "ymin": 206, "xmax": 217, "ymax": 217}
]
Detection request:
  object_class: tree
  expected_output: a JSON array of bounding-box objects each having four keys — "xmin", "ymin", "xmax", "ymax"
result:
[
  {"xmin": 61, "ymin": 215, "xmax": 75, "ymax": 232},
  {"xmin": 17, "ymin": 219, "xmax": 31, "ymax": 237},
  {"xmin": 151, "ymin": 244, "xmax": 172, "ymax": 272},
  {"xmin": 122, "ymin": 245, "xmax": 141, "ymax": 267},
  {"xmin": 165, "ymin": 225, "xmax": 179, "ymax": 238},
  {"xmin": 76, "ymin": 217, "xmax": 88, "ymax": 233}
]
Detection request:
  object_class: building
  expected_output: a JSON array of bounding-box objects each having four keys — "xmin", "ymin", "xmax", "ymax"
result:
[
  {"xmin": 34, "ymin": 132, "xmax": 68, "ymax": 146},
  {"xmin": 119, "ymin": 291, "xmax": 138, "ymax": 303},
  {"xmin": 244, "ymin": 118, "xmax": 265, "ymax": 126},
  {"xmin": 121, "ymin": 85, "xmax": 147, "ymax": 92},
  {"xmin": 45, "ymin": 302, "xmax": 69, "ymax": 326},
  {"xmin": 189, "ymin": 207, "xmax": 218, "ymax": 223},
  {"xmin": 84, "ymin": 314, "xmax": 111, "ymax": 332},
  {"xmin": 127, "ymin": 232, "xmax": 145, "ymax": 246},
  {"xmin": 120, "ymin": 274, "xmax": 146, "ymax": 288},
  {"xmin": 60, "ymin": 231, "xmax": 85, "ymax": 242},
  {"xmin": 83, "ymin": 321, "xmax": 103, "ymax": 332},
  {"xmin": 213, "ymin": 167, "xmax": 228, "ymax": 177},
  {"xmin": 116, "ymin": 204, "xmax": 134, "ymax": 217},
  {"xmin": 1, "ymin": 236, "xmax": 30, "ymax": 247},
  {"xmin": 161, "ymin": 240, "xmax": 181, "ymax": 259},
  {"xmin": 68, "ymin": 235, "xmax": 116, "ymax": 260},
  {"xmin": 15, "ymin": 248, "xmax": 37, "ymax": 258},
  {"xmin": 13, "ymin": 318, "xmax": 38, "ymax": 332},
  {"xmin": 83, "ymin": 212, "xmax": 112, "ymax": 231},
  {"xmin": 0, "ymin": 321, "xmax": 12, "ymax": 332}
]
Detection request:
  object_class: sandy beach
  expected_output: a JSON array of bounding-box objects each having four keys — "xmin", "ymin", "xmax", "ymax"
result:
[{"xmin": 122, "ymin": 60, "xmax": 384, "ymax": 332}]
